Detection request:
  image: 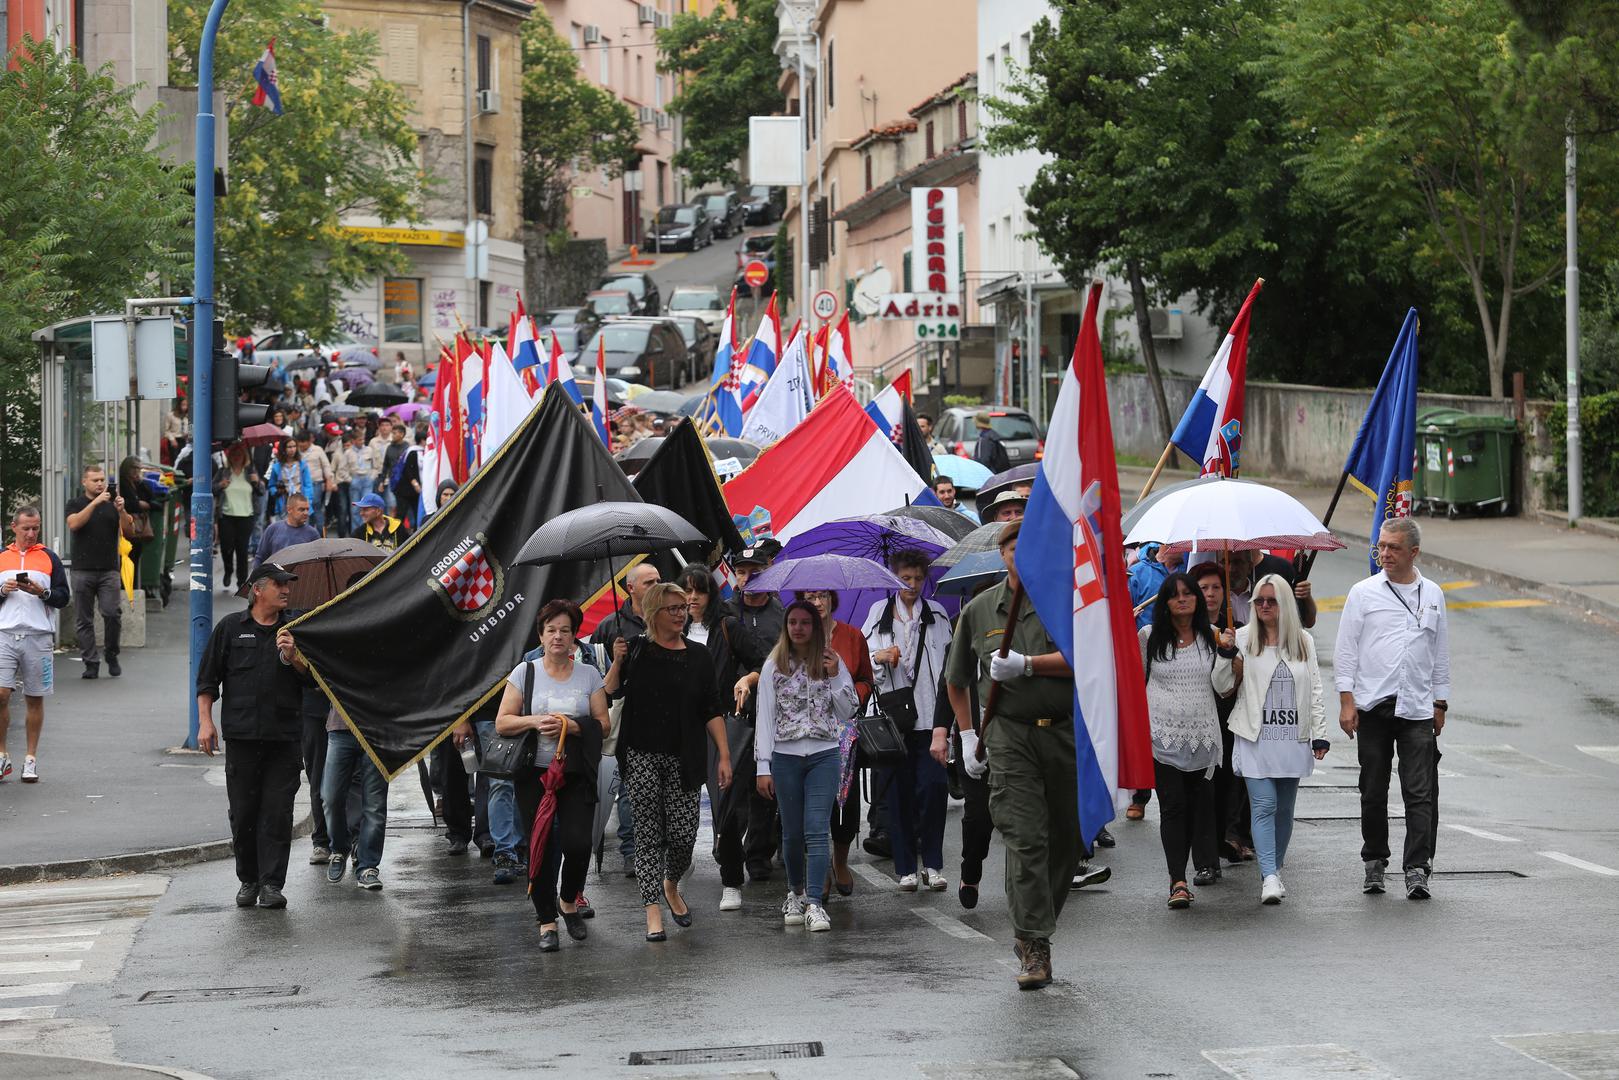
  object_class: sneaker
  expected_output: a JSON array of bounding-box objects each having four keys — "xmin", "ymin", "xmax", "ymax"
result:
[
  {"xmin": 897, "ymin": 873, "xmax": 919, "ymax": 892},
  {"xmin": 781, "ymin": 891, "xmax": 805, "ymax": 926},
  {"xmin": 804, "ymin": 902, "xmax": 831, "ymax": 932},
  {"xmin": 326, "ymin": 853, "xmax": 346, "ymax": 883},
  {"xmin": 491, "ymin": 854, "xmax": 519, "ymax": 885},
  {"xmin": 309, "ymin": 845, "xmax": 331, "ymax": 865},
  {"xmin": 720, "ymin": 886, "xmax": 743, "ymax": 911},
  {"xmin": 20, "ymin": 757, "xmax": 37, "ymax": 783},
  {"xmin": 1363, "ymin": 859, "xmax": 1388, "ymax": 894},
  {"xmin": 1071, "ymin": 863, "xmax": 1112, "ymax": 889},
  {"xmin": 445, "ymin": 837, "xmax": 469, "ymax": 856},
  {"xmin": 234, "ymin": 882, "xmax": 260, "ymax": 908},
  {"xmin": 1095, "ymin": 826, "xmax": 1116, "ymax": 848},
  {"xmin": 922, "ymin": 868, "xmax": 948, "ymax": 891},
  {"xmin": 106, "ymin": 655, "xmax": 121, "ymax": 678},
  {"xmin": 0, "ymin": 755, "xmax": 11, "ymax": 782},
  {"xmin": 1277, "ymin": 876, "xmax": 1287, "ymax": 898},
  {"xmin": 1261, "ymin": 874, "xmax": 1283, "ymax": 904},
  {"xmin": 356, "ymin": 868, "xmax": 382, "ymax": 891},
  {"xmin": 1015, "ymin": 938, "xmax": 1053, "ymax": 990},
  {"xmin": 257, "ymin": 885, "xmax": 288, "ymax": 909},
  {"xmin": 1405, "ymin": 867, "xmax": 1431, "ymax": 900},
  {"xmin": 1193, "ymin": 867, "xmax": 1217, "ymax": 887}
]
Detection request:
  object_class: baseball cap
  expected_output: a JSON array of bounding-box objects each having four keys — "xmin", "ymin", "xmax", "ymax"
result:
[
  {"xmin": 733, "ymin": 538, "xmax": 782, "ymax": 567},
  {"xmin": 247, "ymin": 562, "xmax": 299, "ymax": 585},
  {"xmin": 356, "ymin": 493, "xmax": 385, "ymax": 510}
]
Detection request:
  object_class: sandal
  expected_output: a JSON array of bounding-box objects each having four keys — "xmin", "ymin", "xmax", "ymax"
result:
[
  {"xmin": 1125, "ymin": 804, "xmax": 1146, "ymax": 821},
  {"xmin": 1167, "ymin": 882, "xmax": 1194, "ymax": 909}
]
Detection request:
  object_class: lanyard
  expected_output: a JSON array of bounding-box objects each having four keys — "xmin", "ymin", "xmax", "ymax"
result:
[{"xmin": 1384, "ymin": 579, "xmax": 1422, "ymax": 622}]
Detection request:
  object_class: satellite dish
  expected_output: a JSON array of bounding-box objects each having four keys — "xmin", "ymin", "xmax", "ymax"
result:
[{"xmin": 852, "ymin": 267, "xmax": 894, "ymax": 316}]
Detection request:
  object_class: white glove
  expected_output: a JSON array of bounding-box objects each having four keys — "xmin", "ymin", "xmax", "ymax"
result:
[
  {"xmin": 959, "ymin": 730, "xmax": 988, "ymax": 779},
  {"xmin": 989, "ymin": 649, "xmax": 1028, "ymax": 682}
]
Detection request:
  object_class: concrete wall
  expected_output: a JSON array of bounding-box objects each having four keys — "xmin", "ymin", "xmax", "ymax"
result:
[{"xmin": 523, "ymin": 230, "xmax": 609, "ymax": 312}]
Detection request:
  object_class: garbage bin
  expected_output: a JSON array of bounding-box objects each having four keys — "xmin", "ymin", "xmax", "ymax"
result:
[{"xmin": 1414, "ymin": 407, "xmax": 1518, "ymax": 518}]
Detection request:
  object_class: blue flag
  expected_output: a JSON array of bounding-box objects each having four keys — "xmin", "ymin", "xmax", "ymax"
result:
[{"xmin": 1342, "ymin": 308, "xmax": 1419, "ymax": 572}]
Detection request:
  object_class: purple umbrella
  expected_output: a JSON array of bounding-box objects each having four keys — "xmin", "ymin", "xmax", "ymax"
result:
[
  {"xmin": 386, "ymin": 402, "xmax": 429, "ymax": 421},
  {"xmin": 330, "ymin": 367, "xmax": 375, "ymax": 388},
  {"xmin": 743, "ymin": 553, "xmax": 906, "ymax": 594},
  {"xmin": 781, "ymin": 514, "xmax": 953, "ymax": 563}
]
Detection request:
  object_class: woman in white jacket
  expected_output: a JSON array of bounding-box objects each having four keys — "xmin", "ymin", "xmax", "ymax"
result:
[
  {"xmin": 1213, "ymin": 573, "xmax": 1329, "ymax": 905},
  {"xmin": 756, "ymin": 601, "xmax": 860, "ymax": 933}
]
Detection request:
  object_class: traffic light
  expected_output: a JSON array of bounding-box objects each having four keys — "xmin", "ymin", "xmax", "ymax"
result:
[{"xmin": 213, "ymin": 354, "xmax": 272, "ymax": 443}]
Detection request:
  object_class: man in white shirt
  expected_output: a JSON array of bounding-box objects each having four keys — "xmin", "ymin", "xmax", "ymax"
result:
[{"xmin": 1333, "ymin": 517, "xmax": 1450, "ymax": 900}]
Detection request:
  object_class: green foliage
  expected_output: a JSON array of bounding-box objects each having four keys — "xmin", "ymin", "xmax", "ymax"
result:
[
  {"xmin": 657, "ymin": 0, "xmax": 782, "ymax": 187},
  {"xmin": 169, "ymin": 0, "xmax": 426, "ymax": 337},
  {"xmin": 0, "ymin": 40, "xmax": 191, "ymax": 507},
  {"xmin": 773, "ymin": 223, "xmax": 794, "ymax": 309},
  {"xmin": 520, "ymin": 7, "xmax": 638, "ymax": 233},
  {"xmin": 1570, "ymin": 261, "xmax": 1619, "ymax": 397},
  {"xmin": 1548, "ymin": 389, "xmax": 1619, "ymax": 515},
  {"xmin": 943, "ymin": 394, "xmax": 984, "ymax": 407}
]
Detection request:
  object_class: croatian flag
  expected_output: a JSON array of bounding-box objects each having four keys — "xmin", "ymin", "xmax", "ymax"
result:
[
  {"xmin": 430, "ymin": 348, "xmax": 465, "ymax": 485},
  {"xmin": 480, "ymin": 341, "xmax": 536, "ymax": 462},
  {"xmin": 459, "ymin": 336, "xmax": 485, "ymax": 471},
  {"xmin": 546, "ymin": 332, "xmax": 584, "ymax": 406},
  {"xmin": 739, "ymin": 322, "xmax": 811, "ymax": 446},
  {"xmin": 590, "ymin": 336, "xmax": 610, "ymax": 445},
  {"xmin": 509, "ymin": 301, "xmax": 542, "ymax": 392},
  {"xmin": 707, "ymin": 289, "xmax": 745, "ymax": 436},
  {"xmin": 864, "ymin": 369, "xmax": 913, "ymax": 439},
  {"xmin": 826, "ymin": 311, "xmax": 853, "ymax": 389},
  {"xmin": 252, "ymin": 40, "xmax": 284, "ymax": 116},
  {"xmin": 1015, "ymin": 282, "xmax": 1154, "ymax": 847},
  {"xmin": 737, "ymin": 293, "xmax": 781, "ymax": 413},
  {"xmin": 1170, "ymin": 278, "xmax": 1263, "ymax": 477}
]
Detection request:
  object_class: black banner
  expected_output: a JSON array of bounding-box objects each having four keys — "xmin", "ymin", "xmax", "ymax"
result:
[
  {"xmin": 899, "ymin": 397, "xmax": 937, "ymax": 488},
  {"xmin": 633, "ymin": 420, "xmax": 745, "ymax": 576},
  {"xmin": 289, "ymin": 390, "xmax": 640, "ymax": 778}
]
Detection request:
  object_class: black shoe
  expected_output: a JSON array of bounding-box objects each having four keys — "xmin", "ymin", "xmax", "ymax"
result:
[
  {"xmin": 666, "ymin": 892, "xmax": 693, "ymax": 928},
  {"xmin": 106, "ymin": 656, "xmax": 121, "ymax": 678},
  {"xmin": 1193, "ymin": 867, "xmax": 1218, "ymax": 887},
  {"xmin": 746, "ymin": 860, "xmax": 773, "ymax": 883},
  {"xmin": 81, "ymin": 664, "xmax": 99, "ymax": 680},
  {"xmin": 234, "ymin": 882, "xmax": 260, "ymax": 908},
  {"xmin": 445, "ymin": 837, "xmax": 469, "ymax": 856},
  {"xmin": 1095, "ymin": 826, "xmax": 1115, "ymax": 848},
  {"xmin": 561, "ymin": 911, "xmax": 588, "ymax": 941},
  {"xmin": 861, "ymin": 831, "xmax": 892, "ymax": 859},
  {"xmin": 538, "ymin": 928, "xmax": 560, "ymax": 953},
  {"xmin": 478, "ymin": 842, "xmax": 495, "ymax": 859},
  {"xmin": 576, "ymin": 895, "xmax": 595, "ymax": 919},
  {"xmin": 958, "ymin": 882, "xmax": 979, "ymax": 910},
  {"xmin": 257, "ymin": 885, "xmax": 287, "ymax": 909},
  {"xmin": 645, "ymin": 929, "xmax": 667, "ymax": 942}
]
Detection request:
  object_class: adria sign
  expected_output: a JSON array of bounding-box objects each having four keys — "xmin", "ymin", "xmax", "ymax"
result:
[{"xmin": 910, "ymin": 187, "xmax": 959, "ymax": 294}]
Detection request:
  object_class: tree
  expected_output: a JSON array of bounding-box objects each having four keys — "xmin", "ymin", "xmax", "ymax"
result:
[
  {"xmin": 0, "ymin": 40, "xmax": 191, "ymax": 506},
  {"xmin": 520, "ymin": 8, "xmax": 639, "ymax": 234},
  {"xmin": 657, "ymin": 0, "xmax": 783, "ymax": 187},
  {"xmin": 1266, "ymin": 0, "xmax": 1619, "ymax": 398},
  {"xmin": 169, "ymin": 0, "xmax": 426, "ymax": 338}
]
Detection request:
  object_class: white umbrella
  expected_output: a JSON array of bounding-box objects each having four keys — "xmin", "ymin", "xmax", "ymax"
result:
[{"xmin": 1123, "ymin": 475, "xmax": 1345, "ymax": 555}]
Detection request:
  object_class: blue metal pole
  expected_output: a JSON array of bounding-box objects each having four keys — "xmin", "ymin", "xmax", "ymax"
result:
[{"xmin": 187, "ymin": 0, "xmax": 231, "ymax": 750}]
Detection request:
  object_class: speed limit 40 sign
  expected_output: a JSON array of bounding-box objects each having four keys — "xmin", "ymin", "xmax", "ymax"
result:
[{"xmin": 812, "ymin": 289, "xmax": 839, "ymax": 321}]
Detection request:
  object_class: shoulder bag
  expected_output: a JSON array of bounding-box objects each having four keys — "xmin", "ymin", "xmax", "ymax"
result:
[
  {"xmin": 859, "ymin": 624, "xmax": 926, "ymax": 768},
  {"xmin": 477, "ymin": 660, "xmax": 539, "ymax": 779}
]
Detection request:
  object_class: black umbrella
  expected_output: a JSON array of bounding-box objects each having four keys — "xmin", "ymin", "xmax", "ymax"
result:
[
  {"xmin": 235, "ymin": 537, "xmax": 386, "ymax": 605},
  {"xmin": 977, "ymin": 462, "xmax": 1040, "ymax": 507},
  {"xmin": 345, "ymin": 382, "xmax": 409, "ymax": 408},
  {"xmin": 704, "ymin": 437, "xmax": 761, "ymax": 466},
  {"xmin": 614, "ymin": 437, "xmax": 667, "ymax": 465},
  {"xmin": 883, "ymin": 503, "xmax": 979, "ymax": 542},
  {"xmin": 514, "ymin": 502, "xmax": 706, "ymax": 612}
]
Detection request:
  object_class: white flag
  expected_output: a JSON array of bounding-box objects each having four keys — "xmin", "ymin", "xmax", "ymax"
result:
[
  {"xmin": 740, "ymin": 327, "xmax": 810, "ymax": 447},
  {"xmin": 480, "ymin": 341, "xmax": 538, "ymax": 463}
]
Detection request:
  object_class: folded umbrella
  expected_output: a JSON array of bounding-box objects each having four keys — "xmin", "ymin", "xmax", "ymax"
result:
[
  {"xmin": 883, "ymin": 503, "xmax": 978, "ymax": 542},
  {"xmin": 743, "ymin": 552, "xmax": 906, "ymax": 594},
  {"xmin": 1122, "ymin": 475, "xmax": 1345, "ymax": 555},
  {"xmin": 528, "ymin": 724, "xmax": 569, "ymax": 887},
  {"xmin": 935, "ymin": 548, "xmax": 1007, "ymax": 596}
]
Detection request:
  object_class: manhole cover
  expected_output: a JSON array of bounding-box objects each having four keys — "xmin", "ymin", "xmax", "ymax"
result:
[
  {"xmin": 138, "ymin": 985, "xmax": 302, "ymax": 1004},
  {"xmin": 628, "ymin": 1042, "xmax": 824, "ymax": 1066}
]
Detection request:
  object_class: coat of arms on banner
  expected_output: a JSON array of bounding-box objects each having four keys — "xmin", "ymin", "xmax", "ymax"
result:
[{"xmin": 429, "ymin": 533, "xmax": 503, "ymax": 620}]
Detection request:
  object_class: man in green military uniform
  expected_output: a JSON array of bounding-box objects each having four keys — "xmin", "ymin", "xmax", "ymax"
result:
[{"xmin": 945, "ymin": 520, "xmax": 1078, "ymax": 990}]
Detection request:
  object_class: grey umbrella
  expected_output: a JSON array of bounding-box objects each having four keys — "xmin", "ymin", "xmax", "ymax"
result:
[
  {"xmin": 883, "ymin": 503, "xmax": 978, "ymax": 542},
  {"xmin": 932, "ymin": 520, "xmax": 1008, "ymax": 568},
  {"xmin": 514, "ymin": 501, "xmax": 706, "ymax": 614}
]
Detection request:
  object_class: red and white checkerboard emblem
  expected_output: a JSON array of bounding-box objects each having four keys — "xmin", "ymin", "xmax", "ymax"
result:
[{"xmin": 429, "ymin": 534, "xmax": 503, "ymax": 620}]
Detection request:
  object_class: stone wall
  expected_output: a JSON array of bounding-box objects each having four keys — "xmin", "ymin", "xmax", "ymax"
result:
[{"xmin": 523, "ymin": 229, "xmax": 610, "ymax": 312}]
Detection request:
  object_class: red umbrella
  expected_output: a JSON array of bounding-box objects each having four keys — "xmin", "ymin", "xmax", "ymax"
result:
[
  {"xmin": 240, "ymin": 423, "xmax": 286, "ymax": 447},
  {"xmin": 527, "ymin": 723, "xmax": 570, "ymax": 891}
]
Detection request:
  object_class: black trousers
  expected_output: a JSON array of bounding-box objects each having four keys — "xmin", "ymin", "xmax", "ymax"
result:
[
  {"xmin": 1214, "ymin": 728, "xmax": 1252, "ymax": 851},
  {"xmin": 434, "ymin": 741, "xmax": 491, "ymax": 847},
  {"xmin": 745, "ymin": 788, "xmax": 779, "ymax": 869},
  {"xmin": 958, "ymin": 751, "xmax": 994, "ymax": 885},
  {"xmin": 830, "ymin": 775, "xmax": 862, "ymax": 846},
  {"xmin": 224, "ymin": 738, "xmax": 302, "ymax": 888},
  {"xmin": 516, "ymin": 771, "xmax": 594, "ymax": 923},
  {"xmin": 300, "ymin": 707, "xmax": 329, "ymax": 849},
  {"xmin": 1154, "ymin": 759, "xmax": 1216, "ymax": 884},
  {"xmin": 217, "ymin": 514, "xmax": 253, "ymax": 586},
  {"xmin": 713, "ymin": 751, "xmax": 759, "ymax": 888},
  {"xmin": 1357, "ymin": 701, "xmax": 1439, "ymax": 871}
]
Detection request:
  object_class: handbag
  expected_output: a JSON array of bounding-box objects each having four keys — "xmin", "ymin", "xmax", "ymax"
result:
[
  {"xmin": 123, "ymin": 511, "xmax": 154, "ymax": 544},
  {"xmin": 863, "ymin": 612, "xmax": 929, "ymax": 764},
  {"xmin": 477, "ymin": 659, "xmax": 539, "ymax": 779}
]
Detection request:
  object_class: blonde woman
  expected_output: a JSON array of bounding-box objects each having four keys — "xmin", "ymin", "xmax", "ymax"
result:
[
  {"xmin": 755, "ymin": 601, "xmax": 859, "ymax": 933},
  {"xmin": 1213, "ymin": 573, "xmax": 1329, "ymax": 905}
]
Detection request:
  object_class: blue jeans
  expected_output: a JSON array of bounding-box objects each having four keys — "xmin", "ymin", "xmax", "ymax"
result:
[
  {"xmin": 771, "ymin": 748, "xmax": 839, "ymax": 904},
  {"xmin": 1245, "ymin": 776, "xmax": 1300, "ymax": 879},
  {"xmin": 349, "ymin": 476, "xmax": 373, "ymax": 533},
  {"xmin": 323, "ymin": 731, "xmax": 388, "ymax": 871},
  {"xmin": 885, "ymin": 729, "xmax": 949, "ymax": 876},
  {"xmin": 476, "ymin": 720, "xmax": 523, "ymax": 860}
]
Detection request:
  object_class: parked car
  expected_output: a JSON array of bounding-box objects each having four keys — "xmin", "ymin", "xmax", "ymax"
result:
[
  {"xmin": 650, "ymin": 202, "xmax": 712, "ymax": 252},
  {"xmin": 741, "ymin": 185, "xmax": 780, "ymax": 225},
  {"xmin": 935, "ymin": 405, "xmax": 1045, "ymax": 465},
  {"xmin": 585, "ymin": 290, "xmax": 636, "ymax": 319},
  {"xmin": 538, "ymin": 307, "xmax": 601, "ymax": 333},
  {"xmin": 701, "ymin": 191, "xmax": 747, "ymax": 240},
  {"xmin": 582, "ymin": 320, "xmax": 690, "ymax": 390},
  {"xmin": 733, "ymin": 233, "xmax": 777, "ymax": 291},
  {"xmin": 597, "ymin": 271, "xmax": 660, "ymax": 316},
  {"xmin": 614, "ymin": 314, "xmax": 715, "ymax": 385},
  {"xmin": 666, "ymin": 285, "xmax": 727, "ymax": 335},
  {"xmin": 252, "ymin": 329, "xmax": 378, "ymax": 373}
]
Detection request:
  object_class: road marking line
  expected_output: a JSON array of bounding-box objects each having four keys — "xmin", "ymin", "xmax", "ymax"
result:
[
  {"xmin": 1448, "ymin": 598, "xmax": 1547, "ymax": 610},
  {"xmin": 910, "ymin": 907, "xmax": 992, "ymax": 942},
  {"xmin": 1494, "ymin": 1031, "xmax": 1619, "ymax": 1080},
  {"xmin": 1576, "ymin": 745, "xmax": 1619, "ymax": 766},
  {"xmin": 1204, "ymin": 1043, "xmax": 1405, "ymax": 1079},
  {"xmin": 0, "ymin": 940, "xmax": 95, "ymax": 955},
  {"xmin": 1447, "ymin": 744, "xmax": 1578, "ymax": 776},
  {"xmin": 852, "ymin": 864, "xmax": 893, "ymax": 890},
  {"xmin": 1443, "ymin": 823, "xmax": 1521, "ymax": 843},
  {"xmin": 1439, "ymin": 580, "xmax": 1479, "ymax": 591},
  {"xmin": 0, "ymin": 927, "xmax": 102, "ymax": 943},
  {"xmin": 0, "ymin": 960, "xmax": 83, "ymax": 975},
  {"xmin": 1538, "ymin": 851, "xmax": 1619, "ymax": 877},
  {"xmin": 0, "ymin": 1005, "xmax": 58, "ymax": 1022},
  {"xmin": 0, "ymin": 983, "xmax": 71, "ymax": 1001}
]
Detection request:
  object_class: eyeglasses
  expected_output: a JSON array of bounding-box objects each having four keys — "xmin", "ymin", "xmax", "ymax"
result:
[
  {"xmin": 660, "ymin": 604, "xmax": 690, "ymax": 615},
  {"xmin": 1253, "ymin": 597, "xmax": 1280, "ymax": 608}
]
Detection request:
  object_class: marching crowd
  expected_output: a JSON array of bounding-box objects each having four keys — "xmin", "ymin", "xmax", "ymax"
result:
[{"xmin": 183, "ymin": 454, "xmax": 1450, "ymax": 991}]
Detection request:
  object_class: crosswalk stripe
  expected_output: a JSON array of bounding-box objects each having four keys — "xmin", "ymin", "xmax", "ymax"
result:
[
  {"xmin": 1576, "ymin": 746, "xmax": 1619, "ymax": 767},
  {"xmin": 0, "ymin": 983, "xmax": 71, "ymax": 1001},
  {"xmin": 0, "ymin": 940, "xmax": 96, "ymax": 955},
  {"xmin": 1447, "ymin": 744, "xmax": 1578, "ymax": 777},
  {"xmin": 0, "ymin": 960, "xmax": 83, "ymax": 975},
  {"xmin": 1538, "ymin": 851, "xmax": 1619, "ymax": 877},
  {"xmin": 852, "ymin": 864, "xmax": 893, "ymax": 890},
  {"xmin": 1443, "ymin": 823, "xmax": 1521, "ymax": 843},
  {"xmin": 910, "ymin": 907, "xmax": 992, "ymax": 943},
  {"xmin": 0, "ymin": 927, "xmax": 103, "ymax": 943},
  {"xmin": 1204, "ymin": 1043, "xmax": 1405, "ymax": 1079},
  {"xmin": 0, "ymin": 1005, "xmax": 58, "ymax": 1022},
  {"xmin": 1494, "ymin": 1031, "xmax": 1619, "ymax": 1079}
]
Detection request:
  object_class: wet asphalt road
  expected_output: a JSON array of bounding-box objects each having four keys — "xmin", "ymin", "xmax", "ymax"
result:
[{"xmin": 34, "ymin": 547, "xmax": 1619, "ymax": 1079}]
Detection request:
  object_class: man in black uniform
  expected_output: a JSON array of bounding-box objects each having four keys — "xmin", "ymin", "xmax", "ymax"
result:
[{"xmin": 196, "ymin": 562, "xmax": 310, "ymax": 910}]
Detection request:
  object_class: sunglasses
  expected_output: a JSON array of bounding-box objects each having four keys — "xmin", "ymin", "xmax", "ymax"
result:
[{"xmin": 1253, "ymin": 597, "xmax": 1280, "ymax": 608}]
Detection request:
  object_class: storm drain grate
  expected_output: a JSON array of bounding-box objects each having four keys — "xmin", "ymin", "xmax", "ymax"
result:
[
  {"xmin": 1431, "ymin": 869, "xmax": 1527, "ymax": 879},
  {"xmin": 138, "ymin": 985, "xmax": 303, "ymax": 1004},
  {"xmin": 628, "ymin": 1042, "xmax": 824, "ymax": 1066}
]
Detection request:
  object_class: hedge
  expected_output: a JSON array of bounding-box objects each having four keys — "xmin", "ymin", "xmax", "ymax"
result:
[{"xmin": 1549, "ymin": 389, "xmax": 1619, "ymax": 518}]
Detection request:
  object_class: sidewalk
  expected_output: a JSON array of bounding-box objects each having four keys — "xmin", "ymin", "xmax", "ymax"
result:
[
  {"xmin": 0, "ymin": 579, "xmax": 310, "ymax": 884},
  {"xmin": 0, "ymin": 1052, "xmax": 215, "ymax": 1080},
  {"xmin": 1117, "ymin": 465, "xmax": 1619, "ymax": 621}
]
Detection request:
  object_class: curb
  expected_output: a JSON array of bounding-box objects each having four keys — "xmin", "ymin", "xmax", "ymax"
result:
[
  {"xmin": 1533, "ymin": 508, "xmax": 1619, "ymax": 540},
  {"xmin": 0, "ymin": 1050, "xmax": 217, "ymax": 1080}
]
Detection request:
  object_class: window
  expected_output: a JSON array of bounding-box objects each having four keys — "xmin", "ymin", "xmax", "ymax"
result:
[
  {"xmin": 825, "ymin": 42, "xmax": 834, "ymax": 110},
  {"xmin": 383, "ymin": 278, "xmax": 423, "ymax": 343},
  {"xmin": 958, "ymin": 99, "xmax": 968, "ymax": 142},
  {"xmin": 807, "ymin": 77, "xmax": 817, "ymax": 141},
  {"xmin": 384, "ymin": 24, "xmax": 419, "ymax": 85},
  {"xmin": 655, "ymin": 73, "xmax": 664, "ymax": 107},
  {"xmin": 1020, "ymin": 31, "xmax": 1032, "ymax": 65},
  {"xmin": 987, "ymin": 221, "xmax": 998, "ymax": 270},
  {"xmin": 902, "ymin": 249, "xmax": 912, "ymax": 291},
  {"xmin": 571, "ymin": 23, "xmax": 581, "ymax": 48},
  {"xmin": 925, "ymin": 121, "xmax": 935, "ymax": 158},
  {"xmin": 864, "ymin": 154, "xmax": 872, "ymax": 193},
  {"xmin": 599, "ymin": 38, "xmax": 611, "ymax": 84},
  {"xmin": 474, "ymin": 146, "xmax": 494, "ymax": 215},
  {"xmin": 985, "ymin": 53, "xmax": 995, "ymax": 95},
  {"xmin": 635, "ymin": 54, "xmax": 644, "ymax": 101},
  {"xmin": 476, "ymin": 34, "xmax": 491, "ymax": 91},
  {"xmin": 829, "ymin": 182, "xmax": 838, "ymax": 255},
  {"xmin": 657, "ymin": 160, "xmax": 667, "ymax": 205}
]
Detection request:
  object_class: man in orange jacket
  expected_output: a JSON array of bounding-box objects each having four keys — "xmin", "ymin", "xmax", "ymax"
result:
[{"xmin": 0, "ymin": 505, "xmax": 71, "ymax": 784}]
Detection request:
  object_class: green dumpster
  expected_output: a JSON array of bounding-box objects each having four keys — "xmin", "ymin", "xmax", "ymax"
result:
[
  {"xmin": 1414, "ymin": 407, "xmax": 1518, "ymax": 517},
  {"xmin": 137, "ymin": 489, "xmax": 170, "ymax": 589}
]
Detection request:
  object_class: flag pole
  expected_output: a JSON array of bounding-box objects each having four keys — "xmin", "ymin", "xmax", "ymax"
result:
[
  {"xmin": 973, "ymin": 583, "xmax": 1025, "ymax": 761},
  {"xmin": 1136, "ymin": 443, "xmax": 1175, "ymax": 503},
  {"xmin": 1300, "ymin": 469, "xmax": 1352, "ymax": 580}
]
